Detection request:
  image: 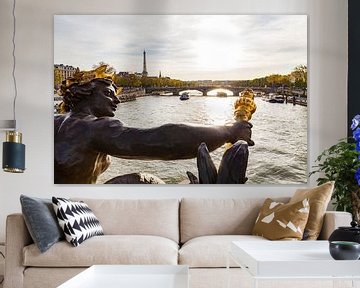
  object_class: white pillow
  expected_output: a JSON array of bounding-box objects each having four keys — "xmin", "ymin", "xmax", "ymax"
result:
[{"xmin": 52, "ymin": 197, "xmax": 103, "ymax": 247}]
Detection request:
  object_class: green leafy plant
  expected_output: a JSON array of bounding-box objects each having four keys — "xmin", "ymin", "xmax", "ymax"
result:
[
  {"xmin": 310, "ymin": 115, "xmax": 360, "ymax": 222},
  {"xmin": 310, "ymin": 140, "xmax": 359, "ymax": 210}
]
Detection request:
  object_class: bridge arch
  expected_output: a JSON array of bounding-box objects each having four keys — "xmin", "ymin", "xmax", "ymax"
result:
[
  {"xmin": 179, "ymin": 89, "xmax": 205, "ymax": 96},
  {"xmin": 206, "ymin": 88, "xmax": 234, "ymax": 96}
]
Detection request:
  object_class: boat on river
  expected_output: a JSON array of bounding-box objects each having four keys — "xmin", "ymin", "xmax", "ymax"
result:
[
  {"xmin": 267, "ymin": 94, "xmax": 285, "ymax": 103},
  {"xmin": 180, "ymin": 92, "xmax": 190, "ymax": 101},
  {"xmin": 288, "ymin": 96, "xmax": 307, "ymax": 106}
]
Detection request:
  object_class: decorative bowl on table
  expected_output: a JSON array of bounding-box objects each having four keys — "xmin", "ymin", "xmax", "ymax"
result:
[
  {"xmin": 329, "ymin": 221, "xmax": 360, "ymax": 244},
  {"xmin": 329, "ymin": 241, "xmax": 360, "ymax": 260}
]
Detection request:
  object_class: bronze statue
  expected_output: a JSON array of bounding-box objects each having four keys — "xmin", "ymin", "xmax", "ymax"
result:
[{"xmin": 54, "ymin": 66, "xmax": 254, "ymax": 184}]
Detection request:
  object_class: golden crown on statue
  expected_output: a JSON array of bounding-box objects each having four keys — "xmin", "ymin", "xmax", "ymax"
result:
[{"xmin": 60, "ymin": 65, "xmax": 120, "ymax": 95}]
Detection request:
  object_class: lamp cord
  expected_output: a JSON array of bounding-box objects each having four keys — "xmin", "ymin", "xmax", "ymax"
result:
[{"xmin": 11, "ymin": 0, "xmax": 17, "ymax": 130}]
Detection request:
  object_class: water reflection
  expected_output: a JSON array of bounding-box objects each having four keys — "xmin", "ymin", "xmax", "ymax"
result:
[{"xmin": 99, "ymin": 96, "xmax": 307, "ymax": 184}]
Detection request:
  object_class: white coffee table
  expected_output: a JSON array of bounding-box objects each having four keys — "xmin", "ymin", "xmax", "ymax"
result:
[
  {"xmin": 229, "ymin": 241, "xmax": 360, "ymax": 288},
  {"xmin": 58, "ymin": 265, "xmax": 189, "ymax": 288}
]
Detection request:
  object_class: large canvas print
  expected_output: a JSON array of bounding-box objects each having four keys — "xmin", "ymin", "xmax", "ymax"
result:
[{"xmin": 54, "ymin": 15, "xmax": 307, "ymax": 185}]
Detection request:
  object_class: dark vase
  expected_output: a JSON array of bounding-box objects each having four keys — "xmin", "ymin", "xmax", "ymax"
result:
[
  {"xmin": 328, "ymin": 221, "xmax": 360, "ymax": 244},
  {"xmin": 329, "ymin": 241, "xmax": 360, "ymax": 260}
]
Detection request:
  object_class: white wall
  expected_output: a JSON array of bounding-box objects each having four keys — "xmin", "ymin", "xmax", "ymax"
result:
[{"xmin": 0, "ymin": 0, "xmax": 348, "ymax": 242}]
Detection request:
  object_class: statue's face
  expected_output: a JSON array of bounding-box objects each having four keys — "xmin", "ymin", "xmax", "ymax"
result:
[{"xmin": 90, "ymin": 82, "xmax": 119, "ymax": 117}]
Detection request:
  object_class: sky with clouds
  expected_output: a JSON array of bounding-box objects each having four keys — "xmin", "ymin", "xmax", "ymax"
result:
[{"xmin": 54, "ymin": 15, "xmax": 307, "ymax": 81}]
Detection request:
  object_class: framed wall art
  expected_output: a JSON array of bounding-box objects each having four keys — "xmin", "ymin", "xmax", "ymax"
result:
[{"xmin": 54, "ymin": 15, "xmax": 307, "ymax": 185}]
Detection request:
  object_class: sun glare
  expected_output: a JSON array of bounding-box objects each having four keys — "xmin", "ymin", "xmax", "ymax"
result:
[{"xmin": 196, "ymin": 40, "xmax": 242, "ymax": 71}]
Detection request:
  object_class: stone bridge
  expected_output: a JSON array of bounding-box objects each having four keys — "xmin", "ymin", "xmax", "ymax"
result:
[{"xmin": 145, "ymin": 86, "xmax": 274, "ymax": 96}]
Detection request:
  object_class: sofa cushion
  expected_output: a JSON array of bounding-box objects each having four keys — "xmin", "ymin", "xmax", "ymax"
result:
[
  {"xmin": 23, "ymin": 235, "xmax": 178, "ymax": 267},
  {"xmin": 72, "ymin": 198, "xmax": 179, "ymax": 243},
  {"xmin": 24, "ymin": 268, "xmax": 86, "ymax": 288},
  {"xmin": 290, "ymin": 181, "xmax": 334, "ymax": 240},
  {"xmin": 52, "ymin": 197, "xmax": 104, "ymax": 247},
  {"xmin": 179, "ymin": 235, "xmax": 267, "ymax": 268},
  {"xmin": 20, "ymin": 195, "xmax": 64, "ymax": 253},
  {"xmin": 180, "ymin": 198, "xmax": 289, "ymax": 243},
  {"xmin": 252, "ymin": 198, "xmax": 310, "ymax": 240}
]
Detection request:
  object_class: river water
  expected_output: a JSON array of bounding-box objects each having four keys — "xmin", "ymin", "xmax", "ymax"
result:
[{"xmin": 98, "ymin": 95, "xmax": 307, "ymax": 184}]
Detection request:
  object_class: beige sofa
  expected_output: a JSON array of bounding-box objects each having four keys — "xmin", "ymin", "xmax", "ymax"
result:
[{"xmin": 4, "ymin": 198, "xmax": 352, "ymax": 288}]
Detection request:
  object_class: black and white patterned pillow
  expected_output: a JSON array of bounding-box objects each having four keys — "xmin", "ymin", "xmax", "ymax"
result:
[{"xmin": 52, "ymin": 197, "xmax": 104, "ymax": 247}]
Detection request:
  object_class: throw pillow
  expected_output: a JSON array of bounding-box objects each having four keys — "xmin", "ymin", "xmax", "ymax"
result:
[
  {"xmin": 52, "ymin": 197, "xmax": 104, "ymax": 247},
  {"xmin": 20, "ymin": 195, "xmax": 64, "ymax": 253},
  {"xmin": 289, "ymin": 181, "xmax": 334, "ymax": 240},
  {"xmin": 252, "ymin": 198, "xmax": 310, "ymax": 240}
]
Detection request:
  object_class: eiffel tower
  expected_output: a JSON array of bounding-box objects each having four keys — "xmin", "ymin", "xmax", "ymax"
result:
[{"xmin": 142, "ymin": 50, "xmax": 148, "ymax": 77}]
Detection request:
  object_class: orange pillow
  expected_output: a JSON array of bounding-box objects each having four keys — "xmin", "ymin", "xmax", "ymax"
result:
[
  {"xmin": 289, "ymin": 181, "xmax": 334, "ymax": 240},
  {"xmin": 252, "ymin": 198, "xmax": 310, "ymax": 240}
]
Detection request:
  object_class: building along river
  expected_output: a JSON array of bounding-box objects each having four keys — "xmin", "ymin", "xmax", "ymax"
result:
[{"xmin": 98, "ymin": 95, "xmax": 307, "ymax": 184}]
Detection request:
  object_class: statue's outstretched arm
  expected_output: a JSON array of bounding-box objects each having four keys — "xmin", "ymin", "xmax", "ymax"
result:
[{"xmin": 92, "ymin": 118, "xmax": 253, "ymax": 160}]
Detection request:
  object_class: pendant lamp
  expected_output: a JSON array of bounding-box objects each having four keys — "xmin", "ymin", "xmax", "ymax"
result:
[{"xmin": 1, "ymin": 0, "xmax": 25, "ymax": 173}]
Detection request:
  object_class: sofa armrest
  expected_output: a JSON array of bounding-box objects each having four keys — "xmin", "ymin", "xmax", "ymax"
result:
[
  {"xmin": 318, "ymin": 211, "xmax": 352, "ymax": 240},
  {"xmin": 4, "ymin": 213, "xmax": 33, "ymax": 288}
]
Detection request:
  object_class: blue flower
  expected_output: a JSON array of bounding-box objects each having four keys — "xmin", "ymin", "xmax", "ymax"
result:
[
  {"xmin": 353, "ymin": 128, "xmax": 360, "ymax": 142},
  {"xmin": 351, "ymin": 115, "xmax": 360, "ymax": 185},
  {"xmin": 351, "ymin": 115, "xmax": 360, "ymax": 130},
  {"xmin": 356, "ymin": 167, "xmax": 360, "ymax": 186}
]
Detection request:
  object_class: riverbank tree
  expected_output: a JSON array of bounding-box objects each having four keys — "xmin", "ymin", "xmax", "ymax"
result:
[
  {"xmin": 233, "ymin": 65, "xmax": 307, "ymax": 89},
  {"xmin": 114, "ymin": 74, "xmax": 186, "ymax": 88}
]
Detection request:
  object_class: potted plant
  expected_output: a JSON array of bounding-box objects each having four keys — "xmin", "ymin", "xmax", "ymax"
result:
[{"xmin": 310, "ymin": 115, "xmax": 360, "ymax": 222}]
